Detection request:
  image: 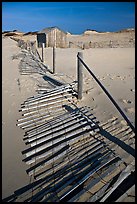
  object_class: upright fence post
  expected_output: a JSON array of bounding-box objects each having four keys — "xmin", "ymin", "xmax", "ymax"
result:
[
  {"xmin": 42, "ymin": 43, "xmax": 45, "ymax": 63},
  {"xmin": 77, "ymin": 52, "xmax": 83, "ymax": 99},
  {"xmin": 53, "ymin": 46, "xmax": 55, "ymax": 74}
]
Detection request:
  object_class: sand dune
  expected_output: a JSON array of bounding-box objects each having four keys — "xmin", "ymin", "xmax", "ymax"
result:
[{"xmin": 2, "ymin": 30, "xmax": 135, "ymax": 200}]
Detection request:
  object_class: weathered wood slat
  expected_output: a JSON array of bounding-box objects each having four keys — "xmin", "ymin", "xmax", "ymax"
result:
[
  {"xmin": 26, "ymin": 133, "xmax": 103, "ymax": 177},
  {"xmin": 30, "ymin": 154, "xmax": 116, "ymax": 202},
  {"xmin": 24, "ymin": 106, "xmax": 86, "ymax": 135},
  {"xmin": 33, "ymin": 143, "xmax": 105, "ymax": 180},
  {"xmin": 19, "ymin": 93, "xmax": 74, "ymax": 112},
  {"xmin": 25, "ymin": 113, "xmax": 93, "ymax": 144},
  {"xmin": 21, "ymin": 87, "xmax": 74, "ymax": 107},
  {"xmin": 23, "ymin": 84, "xmax": 74, "ymax": 104},
  {"xmin": 18, "ymin": 107, "xmax": 89, "ymax": 130},
  {"xmin": 21, "ymin": 97, "xmax": 76, "ymax": 117},
  {"xmin": 22, "ymin": 124, "xmax": 97, "ymax": 164},
  {"xmin": 59, "ymin": 158, "xmax": 122, "ymax": 202}
]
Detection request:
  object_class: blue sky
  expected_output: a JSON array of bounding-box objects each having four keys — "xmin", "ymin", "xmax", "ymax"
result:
[{"xmin": 2, "ymin": 2, "xmax": 135, "ymax": 34}]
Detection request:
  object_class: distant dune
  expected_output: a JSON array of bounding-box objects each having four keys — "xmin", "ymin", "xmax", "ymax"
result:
[
  {"xmin": 2, "ymin": 30, "xmax": 24, "ymax": 37},
  {"xmin": 2, "ymin": 27, "xmax": 135, "ymax": 48},
  {"xmin": 83, "ymin": 29, "xmax": 101, "ymax": 35},
  {"xmin": 23, "ymin": 31, "xmax": 38, "ymax": 36},
  {"xmin": 115, "ymin": 28, "xmax": 135, "ymax": 33},
  {"xmin": 2, "ymin": 27, "xmax": 135, "ymax": 36},
  {"xmin": 83, "ymin": 28, "xmax": 135, "ymax": 35}
]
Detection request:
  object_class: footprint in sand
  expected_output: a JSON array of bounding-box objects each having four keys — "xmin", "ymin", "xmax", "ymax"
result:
[
  {"xmin": 99, "ymin": 77, "xmax": 106, "ymax": 81},
  {"xmin": 115, "ymin": 75, "xmax": 125, "ymax": 81},
  {"xmin": 124, "ymin": 107, "xmax": 135, "ymax": 114},
  {"xmin": 122, "ymin": 99, "xmax": 132, "ymax": 104},
  {"xmin": 121, "ymin": 76, "xmax": 126, "ymax": 81},
  {"xmin": 10, "ymin": 93, "xmax": 15, "ymax": 97},
  {"xmin": 97, "ymin": 90, "xmax": 103, "ymax": 95},
  {"xmin": 85, "ymin": 81, "xmax": 89, "ymax": 85},
  {"xmin": 120, "ymin": 76, "xmax": 125, "ymax": 81},
  {"xmin": 120, "ymin": 120, "xmax": 128, "ymax": 126},
  {"xmin": 130, "ymin": 89, "xmax": 135, "ymax": 93}
]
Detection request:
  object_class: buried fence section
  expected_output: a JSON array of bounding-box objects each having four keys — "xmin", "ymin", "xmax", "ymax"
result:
[
  {"xmin": 12, "ymin": 38, "xmax": 47, "ymax": 74},
  {"xmin": 77, "ymin": 53, "xmax": 135, "ymax": 133}
]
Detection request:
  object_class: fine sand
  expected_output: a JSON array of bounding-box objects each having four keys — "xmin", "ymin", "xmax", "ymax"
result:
[
  {"xmin": 2, "ymin": 38, "xmax": 38, "ymax": 198},
  {"xmin": 2, "ymin": 35, "xmax": 135, "ymax": 199}
]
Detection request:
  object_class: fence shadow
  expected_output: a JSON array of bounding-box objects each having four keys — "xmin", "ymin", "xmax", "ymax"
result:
[
  {"xmin": 43, "ymin": 75, "xmax": 64, "ymax": 87},
  {"xmin": 99, "ymin": 127, "xmax": 135, "ymax": 157}
]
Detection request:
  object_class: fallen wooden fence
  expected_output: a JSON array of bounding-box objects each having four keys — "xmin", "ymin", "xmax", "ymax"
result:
[{"xmin": 3, "ymin": 81, "xmax": 134, "ymax": 202}]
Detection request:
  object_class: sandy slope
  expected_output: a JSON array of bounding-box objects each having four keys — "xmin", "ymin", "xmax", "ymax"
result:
[{"xmin": 2, "ymin": 38, "xmax": 38, "ymax": 198}]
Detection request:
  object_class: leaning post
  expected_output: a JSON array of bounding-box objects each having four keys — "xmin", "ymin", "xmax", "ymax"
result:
[
  {"xmin": 53, "ymin": 46, "xmax": 55, "ymax": 74},
  {"xmin": 77, "ymin": 52, "xmax": 83, "ymax": 99},
  {"xmin": 42, "ymin": 43, "xmax": 45, "ymax": 63}
]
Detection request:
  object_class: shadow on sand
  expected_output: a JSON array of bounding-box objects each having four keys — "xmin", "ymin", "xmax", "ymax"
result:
[
  {"xmin": 43, "ymin": 75, "xmax": 64, "ymax": 87},
  {"xmin": 2, "ymin": 104, "xmax": 135, "ymax": 202}
]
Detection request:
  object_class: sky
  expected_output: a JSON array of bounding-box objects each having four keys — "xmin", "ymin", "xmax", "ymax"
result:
[{"xmin": 2, "ymin": 2, "xmax": 135, "ymax": 34}]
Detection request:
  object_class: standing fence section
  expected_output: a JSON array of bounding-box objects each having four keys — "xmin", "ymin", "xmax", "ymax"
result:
[
  {"xmin": 41, "ymin": 43, "xmax": 45, "ymax": 63},
  {"xmin": 40, "ymin": 44, "xmax": 56, "ymax": 74}
]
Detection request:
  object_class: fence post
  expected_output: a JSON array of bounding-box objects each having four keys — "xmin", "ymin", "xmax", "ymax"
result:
[
  {"xmin": 53, "ymin": 46, "xmax": 55, "ymax": 74},
  {"xmin": 77, "ymin": 52, "xmax": 83, "ymax": 99},
  {"xmin": 42, "ymin": 43, "xmax": 45, "ymax": 62}
]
